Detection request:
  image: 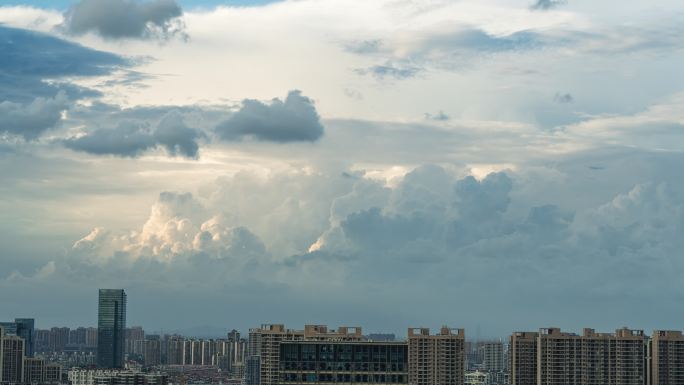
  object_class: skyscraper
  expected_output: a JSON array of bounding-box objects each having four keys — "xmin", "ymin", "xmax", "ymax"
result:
[
  {"xmin": 0, "ymin": 319, "xmax": 35, "ymax": 357},
  {"xmin": 97, "ymin": 289, "xmax": 127, "ymax": 368},
  {"xmin": 14, "ymin": 319, "xmax": 35, "ymax": 358}
]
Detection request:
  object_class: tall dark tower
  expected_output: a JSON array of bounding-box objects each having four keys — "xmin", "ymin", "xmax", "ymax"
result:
[{"xmin": 97, "ymin": 289, "xmax": 126, "ymax": 368}]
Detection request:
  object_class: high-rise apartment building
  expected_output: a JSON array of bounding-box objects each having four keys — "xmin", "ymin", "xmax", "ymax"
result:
[
  {"xmin": 1, "ymin": 333, "xmax": 26, "ymax": 383},
  {"xmin": 408, "ymin": 327, "xmax": 466, "ymax": 385},
  {"xmin": 50, "ymin": 327, "xmax": 70, "ymax": 352},
  {"xmin": 537, "ymin": 327, "xmax": 582, "ymax": 385},
  {"xmin": 510, "ymin": 328, "xmax": 647, "ymax": 385},
  {"xmin": 483, "ymin": 341, "xmax": 505, "ymax": 373},
  {"xmin": 143, "ymin": 339, "xmax": 162, "ymax": 366},
  {"xmin": 248, "ymin": 324, "xmax": 306, "ymax": 385},
  {"xmin": 164, "ymin": 336, "xmax": 183, "ymax": 365},
  {"xmin": 125, "ymin": 327, "xmax": 145, "ymax": 355},
  {"xmin": 510, "ymin": 331, "xmax": 538, "ymax": 385},
  {"xmin": 650, "ymin": 330, "xmax": 684, "ymax": 385},
  {"xmin": 97, "ymin": 289, "xmax": 127, "ymax": 368}
]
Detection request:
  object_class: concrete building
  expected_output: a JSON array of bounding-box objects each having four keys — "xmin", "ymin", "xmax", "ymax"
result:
[
  {"xmin": 1, "ymin": 333, "xmax": 26, "ymax": 384},
  {"xmin": 465, "ymin": 370, "xmax": 491, "ymax": 385},
  {"xmin": 23, "ymin": 357, "xmax": 45, "ymax": 384},
  {"xmin": 408, "ymin": 327, "xmax": 466, "ymax": 385},
  {"xmin": 97, "ymin": 289, "xmax": 127, "ymax": 368},
  {"xmin": 248, "ymin": 324, "xmax": 305, "ymax": 385},
  {"xmin": 509, "ymin": 331, "xmax": 538, "ymax": 385},
  {"xmin": 49, "ymin": 327, "xmax": 70, "ymax": 353},
  {"xmin": 143, "ymin": 339, "xmax": 162, "ymax": 366},
  {"xmin": 510, "ymin": 328, "xmax": 647, "ymax": 385},
  {"xmin": 278, "ymin": 340, "xmax": 408, "ymax": 385},
  {"xmin": 124, "ymin": 327, "xmax": 145, "ymax": 356},
  {"xmin": 69, "ymin": 369, "xmax": 167, "ymax": 385},
  {"xmin": 483, "ymin": 341, "xmax": 505, "ymax": 373},
  {"xmin": 650, "ymin": 330, "xmax": 684, "ymax": 385}
]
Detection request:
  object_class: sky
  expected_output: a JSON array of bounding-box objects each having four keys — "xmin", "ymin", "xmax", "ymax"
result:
[{"xmin": 0, "ymin": 0, "xmax": 683, "ymax": 338}]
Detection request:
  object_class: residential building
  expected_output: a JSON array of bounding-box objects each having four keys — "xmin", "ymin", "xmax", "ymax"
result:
[
  {"xmin": 483, "ymin": 341, "xmax": 505, "ymax": 373},
  {"xmin": 651, "ymin": 330, "xmax": 684, "ymax": 385},
  {"xmin": 509, "ymin": 331, "xmax": 538, "ymax": 385},
  {"xmin": 408, "ymin": 327, "xmax": 466, "ymax": 385}
]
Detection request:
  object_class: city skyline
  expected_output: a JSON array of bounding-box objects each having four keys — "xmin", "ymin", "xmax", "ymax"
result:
[{"xmin": 2, "ymin": 0, "xmax": 684, "ymax": 339}]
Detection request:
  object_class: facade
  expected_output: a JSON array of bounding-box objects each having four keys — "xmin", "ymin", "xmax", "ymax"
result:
[
  {"xmin": 245, "ymin": 355, "xmax": 261, "ymax": 385},
  {"xmin": 97, "ymin": 289, "xmax": 127, "ymax": 368},
  {"xmin": 23, "ymin": 357, "xmax": 45, "ymax": 384},
  {"xmin": 49, "ymin": 328, "xmax": 70, "ymax": 353},
  {"xmin": 464, "ymin": 371, "xmax": 490, "ymax": 385},
  {"xmin": 69, "ymin": 369, "xmax": 167, "ymax": 385},
  {"xmin": 143, "ymin": 339, "xmax": 162, "ymax": 366},
  {"xmin": 483, "ymin": 342, "xmax": 505, "ymax": 373},
  {"xmin": 2, "ymin": 334, "xmax": 26, "ymax": 384},
  {"xmin": 248, "ymin": 324, "xmax": 306, "ymax": 385},
  {"xmin": 124, "ymin": 327, "xmax": 145, "ymax": 356},
  {"xmin": 0, "ymin": 320, "xmax": 35, "ymax": 358},
  {"xmin": 279, "ymin": 340, "xmax": 408, "ymax": 385},
  {"xmin": 650, "ymin": 330, "xmax": 684, "ymax": 385},
  {"xmin": 510, "ymin": 328, "xmax": 647, "ymax": 385},
  {"xmin": 509, "ymin": 331, "xmax": 538, "ymax": 385},
  {"xmin": 408, "ymin": 327, "xmax": 466, "ymax": 385}
]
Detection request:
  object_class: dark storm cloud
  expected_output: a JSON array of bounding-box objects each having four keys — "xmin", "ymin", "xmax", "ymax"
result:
[
  {"xmin": 61, "ymin": 0, "xmax": 186, "ymax": 40},
  {"xmin": 530, "ymin": 0, "xmax": 568, "ymax": 11},
  {"xmin": 0, "ymin": 25, "xmax": 127, "ymax": 104},
  {"xmin": 215, "ymin": 90, "xmax": 324, "ymax": 142},
  {"xmin": 64, "ymin": 112, "xmax": 203, "ymax": 158}
]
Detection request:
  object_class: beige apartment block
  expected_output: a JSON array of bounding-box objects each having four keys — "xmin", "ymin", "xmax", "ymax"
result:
[
  {"xmin": 510, "ymin": 331, "xmax": 539, "ymax": 385},
  {"xmin": 408, "ymin": 327, "xmax": 465, "ymax": 385},
  {"xmin": 248, "ymin": 324, "xmax": 306, "ymax": 385},
  {"xmin": 511, "ymin": 327, "xmax": 646, "ymax": 385},
  {"xmin": 651, "ymin": 330, "xmax": 684, "ymax": 385}
]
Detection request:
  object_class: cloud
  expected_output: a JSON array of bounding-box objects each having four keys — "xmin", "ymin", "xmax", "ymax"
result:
[
  {"xmin": 60, "ymin": 0, "xmax": 186, "ymax": 40},
  {"xmin": 424, "ymin": 111, "xmax": 450, "ymax": 121},
  {"xmin": 355, "ymin": 62, "xmax": 422, "ymax": 80},
  {"xmin": 215, "ymin": 90, "xmax": 324, "ymax": 143},
  {"xmin": 530, "ymin": 0, "xmax": 568, "ymax": 11},
  {"xmin": 0, "ymin": 91, "xmax": 69, "ymax": 140},
  {"xmin": 63, "ymin": 112, "xmax": 203, "ymax": 158},
  {"xmin": 554, "ymin": 93, "xmax": 574, "ymax": 104},
  {"xmin": 0, "ymin": 25, "xmax": 127, "ymax": 104},
  {"xmin": 70, "ymin": 191, "xmax": 267, "ymax": 263}
]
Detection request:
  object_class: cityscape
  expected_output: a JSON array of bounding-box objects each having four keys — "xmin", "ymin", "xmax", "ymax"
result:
[
  {"xmin": 2, "ymin": 289, "xmax": 684, "ymax": 385},
  {"xmin": 2, "ymin": 0, "xmax": 684, "ymax": 385}
]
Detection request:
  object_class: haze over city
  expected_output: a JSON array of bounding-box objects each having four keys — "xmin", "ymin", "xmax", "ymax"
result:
[{"xmin": 2, "ymin": 0, "xmax": 684, "ymax": 340}]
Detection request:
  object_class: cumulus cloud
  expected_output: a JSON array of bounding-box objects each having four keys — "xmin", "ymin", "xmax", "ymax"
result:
[
  {"xmin": 61, "ymin": 0, "xmax": 186, "ymax": 40},
  {"xmin": 4, "ymin": 159, "xmax": 684, "ymax": 333},
  {"xmin": 70, "ymin": 191, "xmax": 267, "ymax": 262},
  {"xmin": 63, "ymin": 112, "xmax": 203, "ymax": 158},
  {"xmin": 215, "ymin": 90, "xmax": 324, "ymax": 143},
  {"xmin": 0, "ymin": 92, "xmax": 69, "ymax": 140}
]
